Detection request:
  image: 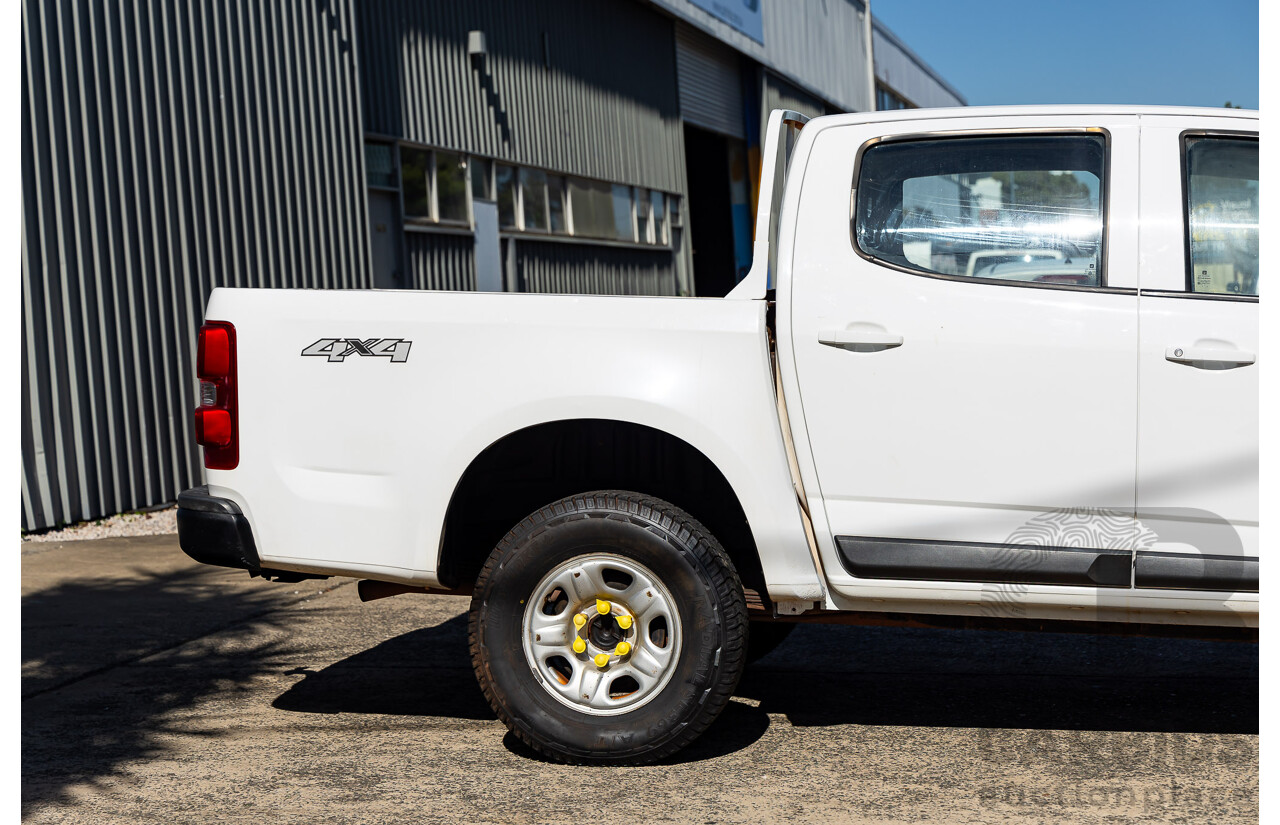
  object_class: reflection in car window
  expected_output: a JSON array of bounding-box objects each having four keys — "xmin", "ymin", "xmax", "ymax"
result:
[
  {"xmin": 854, "ymin": 135, "xmax": 1106, "ymax": 287},
  {"xmin": 1186, "ymin": 137, "xmax": 1258, "ymax": 297}
]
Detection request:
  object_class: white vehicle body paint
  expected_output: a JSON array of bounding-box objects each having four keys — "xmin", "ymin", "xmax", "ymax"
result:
[
  {"xmin": 188, "ymin": 106, "xmax": 1257, "ymax": 630},
  {"xmin": 204, "ymin": 287, "xmax": 823, "ymax": 601}
]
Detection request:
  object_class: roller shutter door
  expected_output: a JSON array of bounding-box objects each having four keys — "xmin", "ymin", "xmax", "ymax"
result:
[
  {"xmin": 763, "ymin": 71, "xmax": 829, "ymax": 121},
  {"xmin": 675, "ymin": 24, "xmax": 745, "ymax": 139}
]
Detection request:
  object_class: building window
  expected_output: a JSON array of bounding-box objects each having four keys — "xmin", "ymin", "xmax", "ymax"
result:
[
  {"xmin": 496, "ymin": 164, "xmax": 518, "ymax": 228},
  {"xmin": 611, "ymin": 184, "xmax": 635, "ymax": 241},
  {"xmin": 520, "ymin": 168, "xmax": 550, "ymax": 231},
  {"xmin": 399, "ymin": 146, "xmax": 468, "ymax": 224},
  {"xmin": 365, "ymin": 143, "xmax": 397, "ymax": 188},
  {"xmin": 651, "ymin": 190, "xmax": 667, "ymax": 245},
  {"xmin": 876, "ymin": 84, "xmax": 913, "ymax": 111},
  {"xmin": 548, "ymin": 175, "xmax": 568, "ymax": 234},
  {"xmin": 401, "ymin": 147, "xmax": 432, "ymax": 220},
  {"xmin": 637, "ymin": 189, "xmax": 653, "ymax": 244},
  {"xmin": 436, "ymin": 151, "xmax": 468, "ymax": 223},
  {"xmin": 392, "ymin": 141, "xmax": 675, "ymax": 247},
  {"xmin": 470, "ymin": 157, "xmax": 493, "ymax": 201},
  {"xmin": 568, "ymin": 178, "xmax": 614, "ymax": 239}
]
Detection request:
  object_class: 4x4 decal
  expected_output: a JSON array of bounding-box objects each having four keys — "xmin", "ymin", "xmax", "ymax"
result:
[{"xmin": 301, "ymin": 338, "xmax": 412, "ymax": 363}]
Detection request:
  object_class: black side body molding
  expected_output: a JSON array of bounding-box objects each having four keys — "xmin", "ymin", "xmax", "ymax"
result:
[
  {"xmin": 1134, "ymin": 551, "xmax": 1259, "ymax": 593},
  {"xmin": 835, "ymin": 535, "xmax": 1132, "ymax": 588}
]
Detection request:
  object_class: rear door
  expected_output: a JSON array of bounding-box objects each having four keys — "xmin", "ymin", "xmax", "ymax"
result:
[
  {"xmin": 783, "ymin": 113, "xmax": 1142, "ymax": 611},
  {"xmin": 1133, "ymin": 116, "xmax": 1258, "ymax": 599}
]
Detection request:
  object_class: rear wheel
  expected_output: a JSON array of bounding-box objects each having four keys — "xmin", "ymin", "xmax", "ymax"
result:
[{"xmin": 469, "ymin": 490, "xmax": 748, "ymax": 765}]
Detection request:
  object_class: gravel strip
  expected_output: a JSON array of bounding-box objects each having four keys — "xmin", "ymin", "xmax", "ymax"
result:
[{"xmin": 22, "ymin": 506, "xmax": 178, "ymax": 543}]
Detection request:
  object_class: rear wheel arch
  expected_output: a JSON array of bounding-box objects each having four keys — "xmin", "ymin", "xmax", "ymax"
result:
[{"xmin": 437, "ymin": 418, "xmax": 766, "ymax": 600}]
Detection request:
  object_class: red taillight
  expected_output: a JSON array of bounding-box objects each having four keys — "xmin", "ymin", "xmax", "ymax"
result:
[
  {"xmin": 198, "ymin": 326, "xmax": 231, "ymax": 377},
  {"xmin": 194, "ymin": 408, "xmax": 232, "ymax": 447},
  {"xmin": 194, "ymin": 321, "xmax": 238, "ymax": 470}
]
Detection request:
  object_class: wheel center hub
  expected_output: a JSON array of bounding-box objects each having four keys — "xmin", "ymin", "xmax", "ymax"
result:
[
  {"xmin": 522, "ymin": 553, "xmax": 683, "ymax": 716},
  {"xmin": 588, "ymin": 615, "xmax": 624, "ymax": 648}
]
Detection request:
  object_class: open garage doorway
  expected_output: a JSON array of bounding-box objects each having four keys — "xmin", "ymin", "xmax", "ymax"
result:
[{"xmin": 684, "ymin": 124, "xmax": 753, "ymax": 297}]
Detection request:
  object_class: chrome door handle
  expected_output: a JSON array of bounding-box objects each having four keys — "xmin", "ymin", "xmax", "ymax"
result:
[
  {"xmin": 818, "ymin": 329, "xmax": 904, "ymax": 352},
  {"xmin": 1165, "ymin": 346, "xmax": 1256, "ymax": 368}
]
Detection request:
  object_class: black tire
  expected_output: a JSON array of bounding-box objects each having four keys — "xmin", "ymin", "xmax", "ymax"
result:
[
  {"xmin": 746, "ymin": 621, "xmax": 796, "ymax": 664},
  {"xmin": 468, "ymin": 490, "xmax": 748, "ymax": 765}
]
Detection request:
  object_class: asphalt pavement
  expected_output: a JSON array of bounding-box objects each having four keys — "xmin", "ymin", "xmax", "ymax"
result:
[{"xmin": 22, "ymin": 535, "xmax": 1257, "ymax": 824}]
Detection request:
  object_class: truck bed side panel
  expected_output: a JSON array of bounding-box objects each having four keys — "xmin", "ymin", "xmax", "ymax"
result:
[{"xmin": 202, "ymin": 288, "xmax": 822, "ymax": 600}]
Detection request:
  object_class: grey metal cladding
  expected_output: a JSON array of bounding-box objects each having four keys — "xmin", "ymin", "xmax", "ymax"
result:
[
  {"xmin": 651, "ymin": 0, "xmax": 872, "ymax": 113},
  {"xmin": 763, "ymin": 71, "xmax": 828, "ymax": 123},
  {"xmin": 516, "ymin": 240, "xmax": 677, "ymax": 296},
  {"xmin": 406, "ymin": 232, "xmax": 477, "ymax": 291},
  {"xmin": 21, "ymin": 0, "xmax": 371, "ymax": 531},
  {"xmin": 358, "ymin": 0, "xmax": 686, "ymax": 195}
]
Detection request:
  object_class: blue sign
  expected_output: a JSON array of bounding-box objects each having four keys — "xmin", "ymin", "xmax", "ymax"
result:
[{"xmin": 689, "ymin": 0, "xmax": 764, "ymax": 44}]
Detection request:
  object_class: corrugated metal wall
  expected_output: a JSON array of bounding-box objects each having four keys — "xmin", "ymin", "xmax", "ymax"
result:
[
  {"xmin": 405, "ymin": 232, "xmax": 477, "ymax": 291},
  {"xmin": 20, "ymin": 0, "xmax": 370, "ymax": 531},
  {"xmin": 359, "ymin": 0, "xmax": 686, "ymax": 194},
  {"xmin": 516, "ymin": 241, "xmax": 677, "ymax": 296},
  {"xmin": 360, "ymin": 0, "xmax": 686, "ymax": 302},
  {"xmin": 763, "ymin": 70, "xmax": 830, "ymax": 121},
  {"xmin": 651, "ymin": 0, "xmax": 873, "ymax": 113}
]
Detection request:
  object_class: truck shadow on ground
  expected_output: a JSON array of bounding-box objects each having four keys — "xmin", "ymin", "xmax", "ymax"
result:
[
  {"xmin": 273, "ymin": 612, "xmax": 1258, "ymax": 764},
  {"xmin": 274, "ymin": 614, "xmax": 494, "ymax": 720},
  {"xmin": 739, "ymin": 623, "xmax": 1257, "ymax": 735}
]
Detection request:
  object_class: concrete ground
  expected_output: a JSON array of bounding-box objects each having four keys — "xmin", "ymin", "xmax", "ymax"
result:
[{"xmin": 23, "ymin": 536, "xmax": 1257, "ymax": 825}]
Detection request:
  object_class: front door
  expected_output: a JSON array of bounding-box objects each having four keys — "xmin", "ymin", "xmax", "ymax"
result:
[{"xmin": 784, "ymin": 115, "xmax": 1142, "ymax": 609}]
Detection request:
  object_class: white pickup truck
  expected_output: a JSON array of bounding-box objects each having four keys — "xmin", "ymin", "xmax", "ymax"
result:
[{"xmin": 178, "ymin": 106, "xmax": 1259, "ymax": 764}]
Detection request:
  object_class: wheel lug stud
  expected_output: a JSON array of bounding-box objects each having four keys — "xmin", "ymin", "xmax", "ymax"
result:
[
  {"xmin": 615, "ymin": 641, "xmax": 631, "ymax": 656},
  {"xmin": 594, "ymin": 653, "xmax": 610, "ymax": 668},
  {"xmin": 572, "ymin": 637, "xmax": 586, "ymax": 654},
  {"xmin": 573, "ymin": 613, "xmax": 588, "ymax": 629},
  {"xmin": 596, "ymin": 599, "xmax": 612, "ymax": 615},
  {"xmin": 615, "ymin": 615, "xmax": 632, "ymax": 630}
]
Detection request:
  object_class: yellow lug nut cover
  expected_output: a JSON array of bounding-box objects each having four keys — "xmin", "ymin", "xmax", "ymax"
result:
[
  {"xmin": 572, "ymin": 638, "xmax": 587, "ymax": 654},
  {"xmin": 615, "ymin": 641, "xmax": 631, "ymax": 656},
  {"xmin": 615, "ymin": 615, "xmax": 633, "ymax": 630},
  {"xmin": 596, "ymin": 599, "xmax": 611, "ymax": 615},
  {"xmin": 573, "ymin": 613, "xmax": 588, "ymax": 628},
  {"xmin": 594, "ymin": 653, "xmax": 610, "ymax": 668}
]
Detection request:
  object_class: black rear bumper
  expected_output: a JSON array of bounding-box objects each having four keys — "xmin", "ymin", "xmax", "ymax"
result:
[
  {"xmin": 177, "ymin": 486, "xmax": 328, "ymax": 582},
  {"xmin": 177, "ymin": 485, "xmax": 262, "ymax": 572}
]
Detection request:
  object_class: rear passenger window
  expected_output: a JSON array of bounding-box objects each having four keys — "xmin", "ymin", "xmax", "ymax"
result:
[
  {"xmin": 854, "ymin": 134, "xmax": 1107, "ymax": 287},
  {"xmin": 1185, "ymin": 137, "xmax": 1258, "ymax": 296}
]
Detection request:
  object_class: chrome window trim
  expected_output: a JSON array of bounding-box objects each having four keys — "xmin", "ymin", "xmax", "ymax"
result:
[{"xmin": 1140, "ymin": 289, "xmax": 1258, "ymax": 304}]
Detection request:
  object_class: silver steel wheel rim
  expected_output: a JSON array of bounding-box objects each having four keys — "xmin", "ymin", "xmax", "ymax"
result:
[{"xmin": 521, "ymin": 552, "xmax": 683, "ymax": 717}]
